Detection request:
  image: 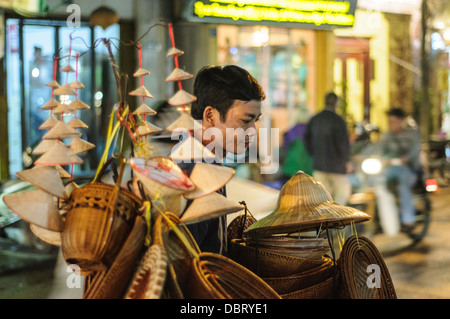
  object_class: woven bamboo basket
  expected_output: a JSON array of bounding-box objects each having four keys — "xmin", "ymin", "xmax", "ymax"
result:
[
  {"xmin": 228, "ymin": 239, "xmax": 328, "ymax": 278},
  {"xmin": 61, "ymin": 155, "xmax": 142, "ymax": 273},
  {"xmin": 337, "ymin": 235, "xmax": 397, "ymax": 299},
  {"xmin": 280, "ymin": 275, "xmax": 338, "ymax": 299},
  {"xmin": 262, "ymin": 256, "xmax": 336, "ymax": 295},
  {"xmin": 83, "ymin": 216, "xmax": 147, "ymax": 299}
]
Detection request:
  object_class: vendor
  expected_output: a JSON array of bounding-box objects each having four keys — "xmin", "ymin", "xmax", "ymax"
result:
[{"xmin": 177, "ymin": 65, "xmax": 265, "ymax": 255}]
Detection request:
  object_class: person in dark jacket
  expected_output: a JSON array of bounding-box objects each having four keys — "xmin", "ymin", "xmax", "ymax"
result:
[
  {"xmin": 304, "ymin": 92, "xmax": 352, "ymax": 205},
  {"xmin": 176, "ymin": 65, "xmax": 265, "ymax": 255}
]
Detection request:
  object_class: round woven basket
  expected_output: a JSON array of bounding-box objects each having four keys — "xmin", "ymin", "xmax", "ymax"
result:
[
  {"xmin": 337, "ymin": 235, "xmax": 397, "ymax": 299},
  {"xmin": 61, "ymin": 155, "xmax": 142, "ymax": 272},
  {"xmin": 228, "ymin": 239, "xmax": 328, "ymax": 278},
  {"xmin": 263, "ymin": 256, "xmax": 336, "ymax": 295},
  {"xmin": 280, "ymin": 275, "xmax": 337, "ymax": 299}
]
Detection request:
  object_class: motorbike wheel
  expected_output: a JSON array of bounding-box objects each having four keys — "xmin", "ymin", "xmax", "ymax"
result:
[{"xmin": 407, "ymin": 194, "xmax": 431, "ymax": 243}]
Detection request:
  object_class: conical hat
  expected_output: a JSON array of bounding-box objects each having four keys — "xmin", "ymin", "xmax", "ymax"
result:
[
  {"xmin": 165, "ymin": 68, "xmax": 193, "ymax": 82},
  {"xmin": 32, "ymin": 139, "xmax": 58, "ymax": 155},
  {"xmin": 129, "ymin": 86, "xmax": 153, "ymax": 98},
  {"xmin": 46, "ymin": 80, "xmax": 60, "ymax": 88},
  {"xmin": 52, "ymin": 102, "xmax": 74, "ymax": 115},
  {"xmin": 64, "ymin": 180, "xmax": 80, "ymax": 197},
  {"xmin": 30, "ymin": 224, "xmax": 61, "ymax": 246},
  {"xmin": 67, "ymin": 117, "xmax": 88, "ymax": 129},
  {"xmin": 40, "ymin": 98, "xmax": 60, "ymax": 110},
  {"xmin": 56, "ymin": 165, "xmax": 71, "ymax": 178},
  {"xmin": 170, "ymin": 134, "xmax": 215, "ymax": 162},
  {"xmin": 16, "ymin": 165, "xmax": 66, "ymax": 198},
  {"xmin": 133, "ymin": 68, "xmax": 150, "ymax": 77},
  {"xmin": 70, "ymin": 98, "xmax": 90, "ymax": 110},
  {"xmin": 60, "ymin": 64, "xmax": 75, "ymax": 72},
  {"xmin": 34, "ymin": 141, "xmax": 83, "ymax": 166},
  {"xmin": 167, "ymin": 47, "xmax": 184, "ymax": 57},
  {"xmin": 42, "ymin": 121, "xmax": 82, "ymax": 140},
  {"xmin": 39, "ymin": 115, "xmax": 59, "ymax": 130},
  {"xmin": 180, "ymin": 191, "xmax": 244, "ymax": 224},
  {"xmin": 168, "ymin": 89, "xmax": 196, "ymax": 106},
  {"xmin": 166, "ymin": 111, "xmax": 198, "ymax": 131},
  {"xmin": 184, "ymin": 163, "xmax": 235, "ymax": 200},
  {"xmin": 136, "ymin": 121, "xmax": 162, "ymax": 136},
  {"xmin": 133, "ymin": 103, "xmax": 157, "ymax": 115},
  {"xmin": 129, "ymin": 157, "xmax": 194, "ymax": 193},
  {"xmin": 3, "ymin": 189, "xmax": 63, "ymax": 231},
  {"xmin": 69, "ymin": 137, "xmax": 95, "ymax": 154},
  {"xmin": 69, "ymin": 80, "xmax": 85, "ymax": 89},
  {"xmin": 53, "ymin": 84, "xmax": 77, "ymax": 96},
  {"xmin": 245, "ymin": 171, "xmax": 371, "ymax": 236}
]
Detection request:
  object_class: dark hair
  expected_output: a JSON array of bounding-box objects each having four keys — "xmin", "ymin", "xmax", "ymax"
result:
[
  {"xmin": 191, "ymin": 65, "xmax": 265, "ymax": 120},
  {"xmin": 325, "ymin": 92, "xmax": 338, "ymax": 107},
  {"xmin": 387, "ymin": 107, "xmax": 406, "ymax": 119}
]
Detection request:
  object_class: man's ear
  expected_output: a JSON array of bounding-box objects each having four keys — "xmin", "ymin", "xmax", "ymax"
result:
[{"xmin": 203, "ymin": 106, "xmax": 220, "ymax": 128}]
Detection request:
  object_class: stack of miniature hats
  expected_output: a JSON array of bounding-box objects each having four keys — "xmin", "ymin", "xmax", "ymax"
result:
[{"xmin": 130, "ymin": 44, "xmax": 162, "ymax": 139}]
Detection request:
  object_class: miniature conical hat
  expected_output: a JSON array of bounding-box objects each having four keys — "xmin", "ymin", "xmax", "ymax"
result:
[
  {"xmin": 129, "ymin": 86, "xmax": 153, "ymax": 98},
  {"xmin": 165, "ymin": 68, "xmax": 193, "ymax": 82},
  {"xmin": 167, "ymin": 47, "xmax": 184, "ymax": 57},
  {"xmin": 52, "ymin": 102, "xmax": 74, "ymax": 115},
  {"xmin": 30, "ymin": 224, "xmax": 61, "ymax": 246},
  {"xmin": 166, "ymin": 111, "xmax": 198, "ymax": 131},
  {"xmin": 46, "ymin": 80, "xmax": 60, "ymax": 88},
  {"xmin": 245, "ymin": 171, "xmax": 371, "ymax": 236},
  {"xmin": 133, "ymin": 103, "xmax": 157, "ymax": 115},
  {"xmin": 64, "ymin": 180, "xmax": 80, "ymax": 197},
  {"xmin": 40, "ymin": 98, "xmax": 60, "ymax": 110},
  {"xmin": 69, "ymin": 137, "xmax": 95, "ymax": 154},
  {"xmin": 70, "ymin": 98, "xmax": 90, "ymax": 110},
  {"xmin": 180, "ymin": 191, "xmax": 244, "ymax": 224},
  {"xmin": 42, "ymin": 121, "xmax": 82, "ymax": 140},
  {"xmin": 39, "ymin": 115, "xmax": 59, "ymax": 130},
  {"xmin": 16, "ymin": 165, "xmax": 66, "ymax": 198},
  {"xmin": 60, "ymin": 64, "xmax": 75, "ymax": 72},
  {"xmin": 53, "ymin": 84, "xmax": 77, "ymax": 96},
  {"xmin": 56, "ymin": 165, "xmax": 71, "ymax": 178},
  {"xmin": 34, "ymin": 141, "xmax": 83, "ymax": 166},
  {"xmin": 136, "ymin": 121, "xmax": 162, "ymax": 136},
  {"xmin": 3, "ymin": 189, "xmax": 63, "ymax": 231},
  {"xmin": 69, "ymin": 80, "xmax": 85, "ymax": 89},
  {"xmin": 32, "ymin": 139, "xmax": 58, "ymax": 155},
  {"xmin": 170, "ymin": 134, "xmax": 215, "ymax": 162},
  {"xmin": 67, "ymin": 117, "xmax": 88, "ymax": 129},
  {"xmin": 184, "ymin": 163, "xmax": 235, "ymax": 200},
  {"xmin": 168, "ymin": 89, "xmax": 196, "ymax": 106},
  {"xmin": 133, "ymin": 68, "xmax": 151, "ymax": 77}
]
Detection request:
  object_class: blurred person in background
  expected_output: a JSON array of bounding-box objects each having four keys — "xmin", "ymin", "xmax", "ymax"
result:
[{"xmin": 304, "ymin": 92, "xmax": 352, "ymax": 205}]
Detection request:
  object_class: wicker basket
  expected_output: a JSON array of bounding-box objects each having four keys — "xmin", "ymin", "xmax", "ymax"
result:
[
  {"xmin": 61, "ymin": 155, "xmax": 142, "ymax": 273},
  {"xmin": 337, "ymin": 235, "xmax": 397, "ymax": 299},
  {"xmin": 228, "ymin": 239, "xmax": 328, "ymax": 278},
  {"xmin": 280, "ymin": 275, "xmax": 338, "ymax": 299}
]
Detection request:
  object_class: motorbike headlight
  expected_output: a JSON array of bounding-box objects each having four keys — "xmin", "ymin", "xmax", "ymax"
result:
[{"xmin": 361, "ymin": 158, "xmax": 382, "ymax": 175}]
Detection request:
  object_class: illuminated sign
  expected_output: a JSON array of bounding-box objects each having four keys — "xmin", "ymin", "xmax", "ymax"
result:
[{"xmin": 184, "ymin": 0, "xmax": 357, "ymax": 29}]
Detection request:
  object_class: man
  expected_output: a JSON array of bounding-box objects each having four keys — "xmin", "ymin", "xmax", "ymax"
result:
[
  {"xmin": 304, "ymin": 92, "xmax": 352, "ymax": 205},
  {"xmin": 177, "ymin": 65, "xmax": 265, "ymax": 255},
  {"xmin": 375, "ymin": 108, "xmax": 421, "ymax": 231}
]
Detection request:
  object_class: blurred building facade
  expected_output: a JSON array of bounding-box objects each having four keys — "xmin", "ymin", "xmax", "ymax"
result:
[{"xmin": 0, "ymin": 0, "xmax": 449, "ymax": 181}]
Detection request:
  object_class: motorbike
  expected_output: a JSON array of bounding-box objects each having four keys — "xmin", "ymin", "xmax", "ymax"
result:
[{"xmin": 349, "ymin": 155, "xmax": 433, "ymax": 243}]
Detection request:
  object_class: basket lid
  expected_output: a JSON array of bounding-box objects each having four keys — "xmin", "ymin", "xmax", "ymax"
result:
[
  {"xmin": 245, "ymin": 171, "xmax": 370, "ymax": 236},
  {"xmin": 338, "ymin": 235, "xmax": 397, "ymax": 299}
]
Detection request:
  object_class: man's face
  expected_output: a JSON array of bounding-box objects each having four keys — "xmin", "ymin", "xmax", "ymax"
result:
[
  {"xmin": 203, "ymin": 99, "xmax": 262, "ymax": 156},
  {"xmin": 388, "ymin": 115, "xmax": 404, "ymax": 134}
]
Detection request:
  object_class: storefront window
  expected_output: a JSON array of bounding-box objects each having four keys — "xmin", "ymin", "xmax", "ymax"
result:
[{"xmin": 5, "ymin": 18, "xmax": 120, "ymax": 178}]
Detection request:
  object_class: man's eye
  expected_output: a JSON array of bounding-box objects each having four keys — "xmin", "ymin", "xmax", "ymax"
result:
[{"xmin": 242, "ymin": 119, "xmax": 252, "ymax": 124}]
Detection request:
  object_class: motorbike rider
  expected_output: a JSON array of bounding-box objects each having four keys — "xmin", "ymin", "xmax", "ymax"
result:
[{"xmin": 373, "ymin": 108, "xmax": 422, "ymax": 233}]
